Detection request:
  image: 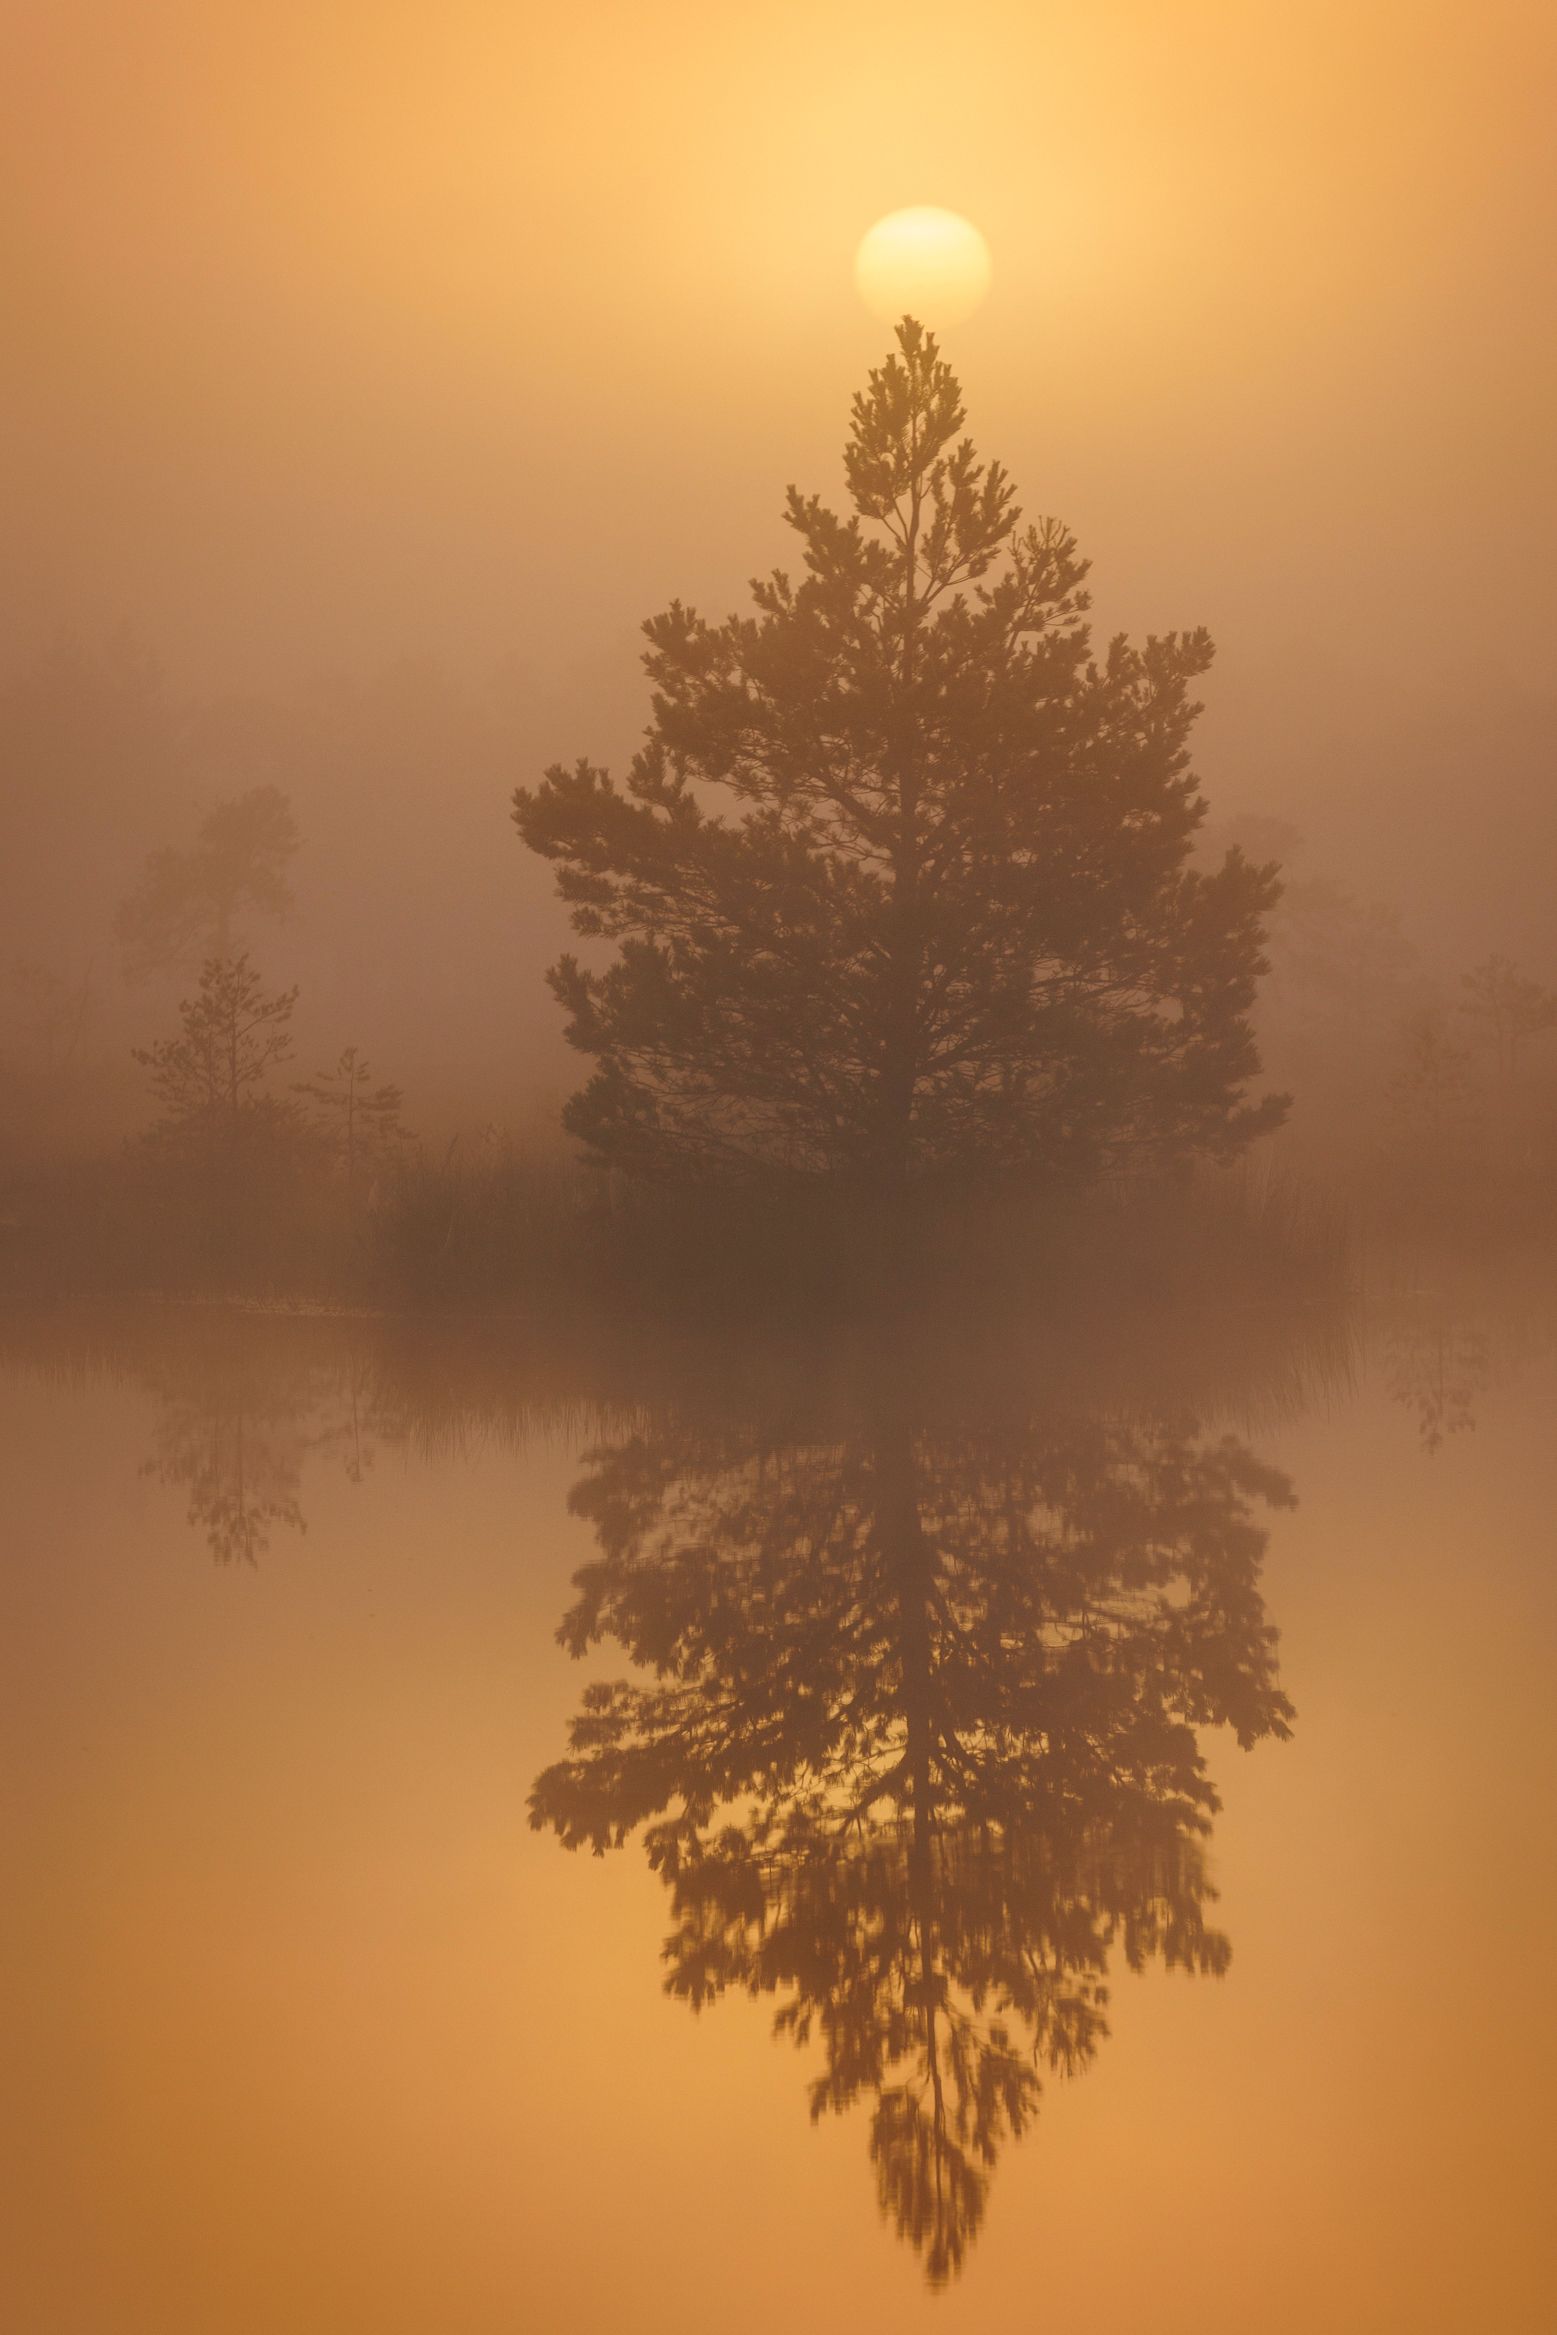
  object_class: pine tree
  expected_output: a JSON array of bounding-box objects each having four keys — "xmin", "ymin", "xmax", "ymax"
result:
[
  {"xmin": 515, "ymin": 319, "xmax": 1285, "ymax": 1190},
  {"xmin": 294, "ymin": 1044, "xmax": 408, "ymax": 1190},
  {"xmin": 1389, "ymin": 1005, "xmax": 1472, "ymax": 1138},
  {"xmin": 117, "ymin": 785, "xmax": 299, "ymax": 982},
  {"xmin": 134, "ymin": 952, "xmax": 298, "ymax": 1162},
  {"xmin": 1459, "ymin": 954, "xmax": 1557, "ymax": 1079}
]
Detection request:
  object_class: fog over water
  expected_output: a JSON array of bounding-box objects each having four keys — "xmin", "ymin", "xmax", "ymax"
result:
[
  {"xmin": 5, "ymin": 9, "xmax": 1557, "ymax": 2328},
  {"xmin": 4, "ymin": 1284, "xmax": 1556, "ymax": 2328}
]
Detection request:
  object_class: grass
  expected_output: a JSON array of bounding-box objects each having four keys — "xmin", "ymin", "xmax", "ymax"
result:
[{"xmin": 1, "ymin": 1122, "xmax": 1353, "ymax": 1333}]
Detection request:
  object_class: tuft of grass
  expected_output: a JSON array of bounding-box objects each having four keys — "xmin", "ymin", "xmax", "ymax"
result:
[
  {"xmin": 3, "ymin": 1122, "xmax": 1354, "ymax": 1332},
  {"xmin": 366, "ymin": 1136, "xmax": 601, "ymax": 1306}
]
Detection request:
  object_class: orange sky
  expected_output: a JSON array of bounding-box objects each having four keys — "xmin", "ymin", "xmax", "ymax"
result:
[
  {"xmin": 5, "ymin": 0, "xmax": 1557, "ymax": 1101},
  {"xmin": 8, "ymin": 0, "xmax": 1556, "ymax": 684}
]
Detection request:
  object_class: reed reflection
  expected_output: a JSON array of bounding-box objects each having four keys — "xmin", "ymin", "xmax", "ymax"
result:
[{"xmin": 532, "ymin": 1386, "xmax": 1296, "ymax": 2283}]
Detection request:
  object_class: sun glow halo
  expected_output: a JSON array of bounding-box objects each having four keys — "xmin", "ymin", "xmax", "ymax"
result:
[{"xmin": 854, "ymin": 208, "xmax": 992, "ymax": 328}]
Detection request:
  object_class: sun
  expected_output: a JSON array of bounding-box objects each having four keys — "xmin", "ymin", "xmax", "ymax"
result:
[{"xmin": 854, "ymin": 208, "xmax": 992, "ymax": 329}]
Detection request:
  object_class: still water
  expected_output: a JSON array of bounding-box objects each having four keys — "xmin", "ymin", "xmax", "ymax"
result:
[{"xmin": 3, "ymin": 1284, "xmax": 1555, "ymax": 2332}]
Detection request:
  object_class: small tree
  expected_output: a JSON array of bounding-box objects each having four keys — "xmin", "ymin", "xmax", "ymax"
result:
[
  {"xmin": 294, "ymin": 1045, "xmax": 408, "ymax": 1190},
  {"xmin": 1388, "ymin": 1005, "xmax": 1473, "ymax": 1151},
  {"xmin": 1273, "ymin": 879, "xmax": 1416, "ymax": 1035},
  {"xmin": 134, "ymin": 952, "xmax": 299, "ymax": 1166},
  {"xmin": 1459, "ymin": 954, "xmax": 1557, "ymax": 1079},
  {"xmin": 515, "ymin": 319, "xmax": 1285, "ymax": 1190},
  {"xmin": 117, "ymin": 784, "xmax": 299, "ymax": 982}
]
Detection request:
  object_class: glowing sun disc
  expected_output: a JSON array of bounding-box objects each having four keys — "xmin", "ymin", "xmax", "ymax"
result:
[{"xmin": 855, "ymin": 208, "xmax": 992, "ymax": 328}]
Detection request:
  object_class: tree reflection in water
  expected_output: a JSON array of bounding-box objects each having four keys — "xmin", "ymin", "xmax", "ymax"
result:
[
  {"xmin": 532, "ymin": 1389, "xmax": 1296, "ymax": 2283},
  {"xmin": 1, "ymin": 1302, "xmax": 1312, "ymax": 2278},
  {"xmin": 133, "ymin": 1320, "xmax": 380, "ymax": 1563}
]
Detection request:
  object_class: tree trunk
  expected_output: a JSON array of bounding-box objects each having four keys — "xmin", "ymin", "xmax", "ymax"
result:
[{"xmin": 878, "ymin": 458, "xmax": 924, "ymax": 1189}]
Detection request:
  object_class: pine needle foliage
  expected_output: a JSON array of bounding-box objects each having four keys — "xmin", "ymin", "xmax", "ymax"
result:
[
  {"xmin": 515, "ymin": 320, "xmax": 1286, "ymax": 1189},
  {"xmin": 294, "ymin": 1044, "xmax": 408, "ymax": 1189},
  {"xmin": 133, "ymin": 952, "xmax": 299, "ymax": 1157}
]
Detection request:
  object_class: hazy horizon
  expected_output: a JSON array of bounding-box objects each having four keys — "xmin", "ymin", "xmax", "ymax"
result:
[{"xmin": 7, "ymin": 3, "xmax": 1557, "ymax": 1146}]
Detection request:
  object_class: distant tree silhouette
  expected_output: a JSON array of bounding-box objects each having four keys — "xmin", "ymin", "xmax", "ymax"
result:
[
  {"xmin": 294, "ymin": 1044, "xmax": 409, "ymax": 1193},
  {"xmin": 531, "ymin": 1394, "xmax": 1295, "ymax": 2281},
  {"xmin": 134, "ymin": 952, "xmax": 299, "ymax": 1171},
  {"xmin": 1262, "ymin": 856, "xmax": 1417, "ymax": 1043},
  {"xmin": 117, "ymin": 784, "xmax": 299, "ymax": 982},
  {"xmin": 1388, "ymin": 1005, "xmax": 1473, "ymax": 1149},
  {"xmin": 1458, "ymin": 955, "xmax": 1557, "ymax": 1079},
  {"xmin": 515, "ymin": 319, "xmax": 1285, "ymax": 1189}
]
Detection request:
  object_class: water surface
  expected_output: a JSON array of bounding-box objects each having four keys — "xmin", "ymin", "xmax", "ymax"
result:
[{"xmin": 3, "ymin": 1286, "xmax": 1554, "ymax": 2332}]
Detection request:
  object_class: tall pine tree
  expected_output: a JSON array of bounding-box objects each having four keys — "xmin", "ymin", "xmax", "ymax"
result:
[{"xmin": 515, "ymin": 320, "xmax": 1285, "ymax": 1189}]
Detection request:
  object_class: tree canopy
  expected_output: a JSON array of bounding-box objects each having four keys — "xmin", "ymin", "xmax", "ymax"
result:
[
  {"xmin": 294, "ymin": 1043, "xmax": 409, "ymax": 1190},
  {"xmin": 515, "ymin": 319, "xmax": 1285, "ymax": 1188},
  {"xmin": 133, "ymin": 951, "xmax": 298, "ymax": 1163},
  {"xmin": 1459, "ymin": 954, "xmax": 1557, "ymax": 1077},
  {"xmin": 117, "ymin": 783, "xmax": 299, "ymax": 982}
]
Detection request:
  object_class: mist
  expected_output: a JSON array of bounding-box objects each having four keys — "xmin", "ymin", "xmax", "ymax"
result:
[
  {"xmin": 9, "ymin": 12, "xmax": 1557, "ymax": 2329},
  {"xmin": 6, "ymin": 0, "xmax": 1557, "ymax": 1184}
]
